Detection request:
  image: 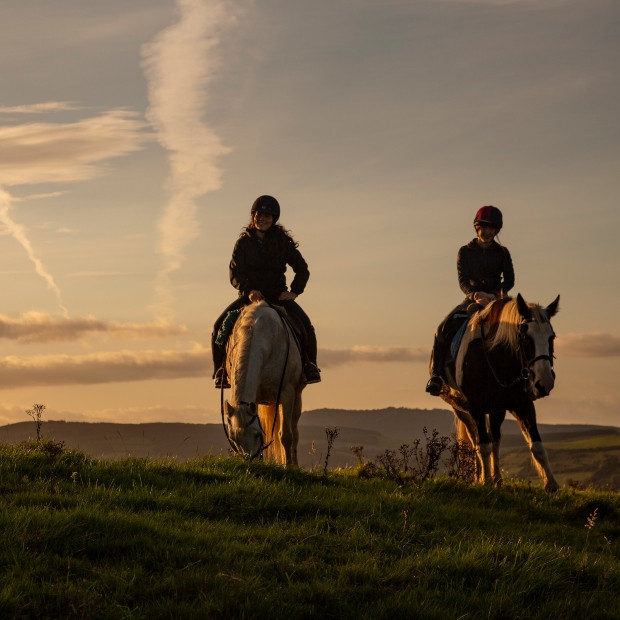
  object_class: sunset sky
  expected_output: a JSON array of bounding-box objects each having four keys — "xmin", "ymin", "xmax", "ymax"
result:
[{"xmin": 1, "ymin": 0, "xmax": 619, "ymax": 430}]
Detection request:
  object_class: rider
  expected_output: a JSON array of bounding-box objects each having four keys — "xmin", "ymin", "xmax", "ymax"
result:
[
  {"xmin": 425, "ymin": 205, "xmax": 515, "ymax": 396},
  {"xmin": 212, "ymin": 195, "xmax": 321, "ymax": 388}
]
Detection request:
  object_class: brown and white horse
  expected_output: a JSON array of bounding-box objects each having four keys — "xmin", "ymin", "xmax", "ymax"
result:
[
  {"xmin": 441, "ymin": 294, "xmax": 560, "ymax": 491},
  {"xmin": 222, "ymin": 301, "xmax": 305, "ymax": 465}
]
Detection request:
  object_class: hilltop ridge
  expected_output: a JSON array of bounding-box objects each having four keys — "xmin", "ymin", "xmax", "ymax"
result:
[{"xmin": 1, "ymin": 407, "xmax": 618, "ymax": 487}]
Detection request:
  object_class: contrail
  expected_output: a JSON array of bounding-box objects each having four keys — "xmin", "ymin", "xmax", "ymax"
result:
[
  {"xmin": 0, "ymin": 187, "xmax": 69, "ymax": 317},
  {"xmin": 142, "ymin": 0, "xmax": 234, "ymax": 319}
]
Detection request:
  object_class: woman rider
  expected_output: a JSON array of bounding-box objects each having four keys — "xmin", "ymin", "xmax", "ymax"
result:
[
  {"xmin": 425, "ymin": 205, "xmax": 514, "ymax": 396},
  {"xmin": 212, "ymin": 195, "xmax": 321, "ymax": 388}
]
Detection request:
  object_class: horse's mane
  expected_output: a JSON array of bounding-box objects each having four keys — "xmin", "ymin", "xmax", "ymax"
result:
[
  {"xmin": 230, "ymin": 303, "xmax": 259, "ymax": 383},
  {"xmin": 471, "ymin": 297, "xmax": 548, "ymax": 350},
  {"xmin": 230, "ymin": 302, "xmax": 280, "ymax": 381}
]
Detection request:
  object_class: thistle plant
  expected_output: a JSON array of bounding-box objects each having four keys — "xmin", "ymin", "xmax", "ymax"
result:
[
  {"xmin": 323, "ymin": 427, "xmax": 340, "ymax": 475},
  {"xmin": 25, "ymin": 403, "xmax": 46, "ymax": 441}
]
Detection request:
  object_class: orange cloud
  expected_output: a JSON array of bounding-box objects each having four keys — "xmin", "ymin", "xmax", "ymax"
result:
[
  {"xmin": 0, "ymin": 109, "xmax": 150, "ymax": 186},
  {"xmin": 0, "ymin": 101, "xmax": 82, "ymax": 115},
  {"xmin": 0, "ymin": 346, "xmax": 209, "ymax": 389},
  {"xmin": 319, "ymin": 346, "xmax": 429, "ymax": 367},
  {"xmin": 0, "ymin": 313, "xmax": 187, "ymax": 343},
  {"xmin": 556, "ymin": 333, "xmax": 620, "ymax": 358}
]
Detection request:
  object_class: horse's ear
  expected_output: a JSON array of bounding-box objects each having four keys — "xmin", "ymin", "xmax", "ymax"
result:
[
  {"xmin": 224, "ymin": 401, "xmax": 233, "ymax": 417},
  {"xmin": 516, "ymin": 293, "xmax": 532, "ymax": 320},
  {"xmin": 545, "ymin": 295, "xmax": 560, "ymax": 318}
]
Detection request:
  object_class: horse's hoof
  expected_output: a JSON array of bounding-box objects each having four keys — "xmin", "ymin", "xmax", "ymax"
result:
[{"xmin": 544, "ymin": 481, "xmax": 559, "ymax": 492}]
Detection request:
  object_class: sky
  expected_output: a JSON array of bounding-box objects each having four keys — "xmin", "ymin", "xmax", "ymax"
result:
[{"xmin": 0, "ymin": 0, "xmax": 619, "ymax": 430}]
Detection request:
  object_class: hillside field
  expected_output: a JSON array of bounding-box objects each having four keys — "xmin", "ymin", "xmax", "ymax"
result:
[{"xmin": 0, "ymin": 441, "xmax": 619, "ymax": 619}]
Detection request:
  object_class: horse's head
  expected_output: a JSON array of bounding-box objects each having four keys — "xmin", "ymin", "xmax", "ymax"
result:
[
  {"xmin": 516, "ymin": 294, "xmax": 560, "ymax": 399},
  {"xmin": 223, "ymin": 400, "xmax": 264, "ymax": 459}
]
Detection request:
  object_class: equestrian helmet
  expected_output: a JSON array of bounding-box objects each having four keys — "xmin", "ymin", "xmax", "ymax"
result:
[
  {"xmin": 251, "ymin": 195, "xmax": 280, "ymax": 223},
  {"xmin": 474, "ymin": 205, "xmax": 503, "ymax": 230}
]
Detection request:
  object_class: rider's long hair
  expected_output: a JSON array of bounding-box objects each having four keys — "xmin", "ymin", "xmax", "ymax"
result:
[{"xmin": 246, "ymin": 221, "xmax": 299, "ymax": 258}]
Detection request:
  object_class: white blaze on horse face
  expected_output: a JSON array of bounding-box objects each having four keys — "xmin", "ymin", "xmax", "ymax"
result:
[{"xmin": 525, "ymin": 321, "xmax": 556, "ymax": 399}]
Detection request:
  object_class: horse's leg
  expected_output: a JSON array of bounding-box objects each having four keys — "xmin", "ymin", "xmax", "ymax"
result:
[
  {"xmin": 454, "ymin": 415, "xmax": 477, "ymax": 479},
  {"xmin": 453, "ymin": 409, "xmax": 487, "ymax": 483},
  {"xmin": 259, "ymin": 404, "xmax": 280, "ymax": 464},
  {"xmin": 289, "ymin": 392, "xmax": 303, "ymax": 467},
  {"xmin": 511, "ymin": 402, "xmax": 559, "ymax": 492},
  {"xmin": 278, "ymin": 389, "xmax": 301, "ymax": 467},
  {"xmin": 472, "ymin": 413, "xmax": 494, "ymax": 486},
  {"xmin": 488, "ymin": 411, "xmax": 506, "ymax": 487}
]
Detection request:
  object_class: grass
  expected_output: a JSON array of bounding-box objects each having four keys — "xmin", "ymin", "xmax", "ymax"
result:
[
  {"xmin": 1, "ymin": 440, "xmax": 619, "ymax": 619},
  {"xmin": 546, "ymin": 435, "xmax": 620, "ymax": 450}
]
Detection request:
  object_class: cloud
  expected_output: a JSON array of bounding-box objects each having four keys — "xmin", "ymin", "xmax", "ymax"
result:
[
  {"xmin": 557, "ymin": 333, "xmax": 620, "ymax": 358},
  {"xmin": 0, "ymin": 108, "xmax": 149, "ymax": 186},
  {"xmin": 0, "ymin": 107, "xmax": 149, "ymax": 313},
  {"xmin": 11, "ymin": 191, "xmax": 67, "ymax": 202},
  {"xmin": 0, "ymin": 346, "xmax": 209, "ymax": 389},
  {"xmin": 0, "ymin": 188, "xmax": 67, "ymax": 315},
  {"xmin": 0, "ymin": 101, "xmax": 83, "ymax": 115},
  {"xmin": 0, "ymin": 312, "xmax": 188, "ymax": 343},
  {"xmin": 319, "ymin": 346, "xmax": 429, "ymax": 368},
  {"xmin": 0, "ymin": 343, "xmax": 429, "ymax": 390},
  {"xmin": 536, "ymin": 393, "xmax": 620, "ymax": 427},
  {"xmin": 142, "ymin": 0, "xmax": 234, "ymax": 318}
]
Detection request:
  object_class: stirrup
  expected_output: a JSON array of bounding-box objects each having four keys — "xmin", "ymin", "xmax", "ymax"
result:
[{"xmin": 214, "ymin": 367, "xmax": 230, "ymax": 389}]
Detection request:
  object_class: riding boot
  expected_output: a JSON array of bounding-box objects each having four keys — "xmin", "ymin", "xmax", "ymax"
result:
[
  {"xmin": 303, "ymin": 325, "xmax": 321, "ymax": 384},
  {"xmin": 280, "ymin": 300, "xmax": 321, "ymax": 384},
  {"xmin": 426, "ymin": 337, "xmax": 446, "ymax": 396},
  {"xmin": 211, "ymin": 331, "xmax": 230, "ymax": 388}
]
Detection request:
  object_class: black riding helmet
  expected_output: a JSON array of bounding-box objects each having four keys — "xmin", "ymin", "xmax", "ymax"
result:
[
  {"xmin": 251, "ymin": 195, "xmax": 280, "ymax": 223},
  {"xmin": 474, "ymin": 205, "xmax": 503, "ymax": 230}
]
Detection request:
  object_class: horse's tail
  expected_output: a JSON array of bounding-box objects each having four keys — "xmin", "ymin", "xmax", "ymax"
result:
[{"xmin": 258, "ymin": 403, "xmax": 282, "ymax": 463}]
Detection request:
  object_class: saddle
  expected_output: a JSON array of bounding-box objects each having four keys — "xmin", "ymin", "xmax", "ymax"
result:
[
  {"xmin": 215, "ymin": 302, "xmax": 304, "ymax": 356},
  {"xmin": 267, "ymin": 304, "xmax": 305, "ymax": 355}
]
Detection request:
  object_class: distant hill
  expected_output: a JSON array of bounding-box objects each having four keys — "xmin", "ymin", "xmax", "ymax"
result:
[{"xmin": 1, "ymin": 407, "xmax": 619, "ymax": 487}]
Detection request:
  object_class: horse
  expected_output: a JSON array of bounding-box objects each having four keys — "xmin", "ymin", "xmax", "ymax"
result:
[
  {"xmin": 221, "ymin": 300, "xmax": 305, "ymax": 466},
  {"xmin": 440, "ymin": 294, "xmax": 560, "ymax": 491}
]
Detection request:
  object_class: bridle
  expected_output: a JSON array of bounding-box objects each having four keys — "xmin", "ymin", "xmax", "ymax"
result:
[
  {"xmin": 220, "ymin": 302, "xmax": 292, "ymax": 460},
  {"xmin": 220, "ymin": 391, "xmax": 268, "ymax": 460},
  {"xmin": 480, "ymin": 318, "xmax": 555, "ymax": 391}
]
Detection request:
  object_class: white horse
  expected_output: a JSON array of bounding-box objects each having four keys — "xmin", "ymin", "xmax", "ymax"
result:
[{"xmin": 222, "ymin": 300, "xmax": 305, "ymax": 465}]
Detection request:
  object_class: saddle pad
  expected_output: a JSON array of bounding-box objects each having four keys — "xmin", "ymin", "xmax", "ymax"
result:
[
  {"xmin": 450, "ymin": 320, "xmax": 469, "ymax": 361},
  {"xmin": 215, "ymin": 309, "xmax": 241, "ymax": 345}
]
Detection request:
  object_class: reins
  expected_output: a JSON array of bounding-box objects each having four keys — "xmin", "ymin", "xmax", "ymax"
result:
[
  {"xmin": 480, "ymin": 320, "xmax": 554, "ymax": 391},
  {"xmin": 219, "ymin": 302, "xmax": 293, "ymax": 459},
  {"xmin": 264, "ymin": 301, "xmax": 292, "ymax": 443}
]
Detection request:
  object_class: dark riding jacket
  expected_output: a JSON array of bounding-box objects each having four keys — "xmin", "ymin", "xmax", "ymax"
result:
[
  {"xmin": 229, "ymin": 228, "xmax": 310, "ymax": 301},
  {"xmin": 457, "ymin": 239, "xmax": 514, "ymax": 300}
]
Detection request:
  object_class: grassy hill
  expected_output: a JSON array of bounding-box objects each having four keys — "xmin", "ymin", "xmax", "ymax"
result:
[
  {"xmin": 0, "ymin": 441, "xmax": 618, "ymax": 618},
  {"xmin": 2, "ymin": 407, "xmax": 619, "ymax": 489}
]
